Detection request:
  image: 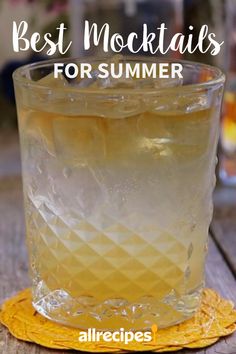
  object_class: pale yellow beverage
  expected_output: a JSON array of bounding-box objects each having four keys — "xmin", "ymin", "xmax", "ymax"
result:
[{"xmin": 13, "ymin": 57, "xmax": 224, "ymax": 330}]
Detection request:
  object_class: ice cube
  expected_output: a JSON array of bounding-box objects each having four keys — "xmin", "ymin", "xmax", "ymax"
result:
[
  {"xmin": 22, "ymin": 109, "xmax": 55, "ymax": 156},
  {"xmin": 137, "ymin": 112, "xmax": 170, "ymax": 140},
  {"xmin": 35, "ymin": 69, "xmax": 145, "ymax": 118},
  {"xmin": 58, "ymin": 94, "xmax": 144, "ymax": 119},
  {"xmin": 20, "ymin": 72, "xmax": 69, "ymax": 112},
  {"xmin": 53, "ymin": 115, "xmax": 106, "ymax": 165},
  {"xmin": 74, "ymin": 69, "xmax": 112, "ymax": 89},
  {"xmin": 149, "ymin": 91, "xmax": 210, "ymax": 114},
  {"xmin": 36, "ymin": 72, "xmax": 68, "ymax": 88},
  {"xmin": 143, "ymin": 90, "xmax": 214, "ymax": 159},
  {"xmin": 104, "ymin": 114, "xmax": 140, "ymax": 160}
]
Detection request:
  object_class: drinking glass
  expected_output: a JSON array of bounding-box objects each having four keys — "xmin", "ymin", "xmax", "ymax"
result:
[{"xmin": 13, "ymin": 57, "xmax": 225, "ymax": 330}]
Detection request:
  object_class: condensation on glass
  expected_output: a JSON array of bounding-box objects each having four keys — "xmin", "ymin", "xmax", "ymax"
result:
[{"xmin": 13, "ymin": 57, "xmax": 224, "ymax": 330}]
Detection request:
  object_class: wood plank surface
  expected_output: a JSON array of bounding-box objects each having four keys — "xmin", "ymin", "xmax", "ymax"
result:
[
  {"xmin": 212, "ymin": 188, "xmax": 236, "ymax": 276},
  {"xmin": 0, "ymin": 134, "xmax": 235, "ymax": 354}
]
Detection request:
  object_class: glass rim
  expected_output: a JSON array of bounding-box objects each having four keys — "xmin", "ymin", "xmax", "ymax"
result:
[{"xmin": 13, "ymin": 56, "xmax": 225, "ymax": 95}]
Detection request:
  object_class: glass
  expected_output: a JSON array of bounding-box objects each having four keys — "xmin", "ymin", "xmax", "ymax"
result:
[{"xmin": 13, "ymin": 57, "xmax": 225, "ymax": 330}]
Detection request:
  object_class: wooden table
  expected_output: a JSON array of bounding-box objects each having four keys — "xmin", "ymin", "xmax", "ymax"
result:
[{"xmin": 0, "ymin": 132, "xmax": 236, "ymax": 354}]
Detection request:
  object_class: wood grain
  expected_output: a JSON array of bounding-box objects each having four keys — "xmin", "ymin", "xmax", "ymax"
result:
[{"xmin": 211, "ymin": 187, "xmax": 236, "ymax": 277}]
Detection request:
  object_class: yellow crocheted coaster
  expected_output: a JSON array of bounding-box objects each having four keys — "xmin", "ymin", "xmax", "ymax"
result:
[{"xmin": 0, "ymin": 288, "xmax": 235, "ymax": 352}]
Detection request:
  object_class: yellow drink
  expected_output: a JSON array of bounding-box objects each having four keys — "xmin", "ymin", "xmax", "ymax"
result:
[{"xmin": 14, "ymin": 57, "xmax": 224, "ymax": 330}]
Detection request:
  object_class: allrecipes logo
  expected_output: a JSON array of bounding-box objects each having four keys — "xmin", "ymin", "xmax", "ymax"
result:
[{"xmin": 78, "ymin": 324, "xmax": 158, "ymax": 345}]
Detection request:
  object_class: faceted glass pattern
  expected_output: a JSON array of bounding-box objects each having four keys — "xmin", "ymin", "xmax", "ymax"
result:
[{"xmin": 14, "ymin": 58, "xmax": 224, "ymax": 330}]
